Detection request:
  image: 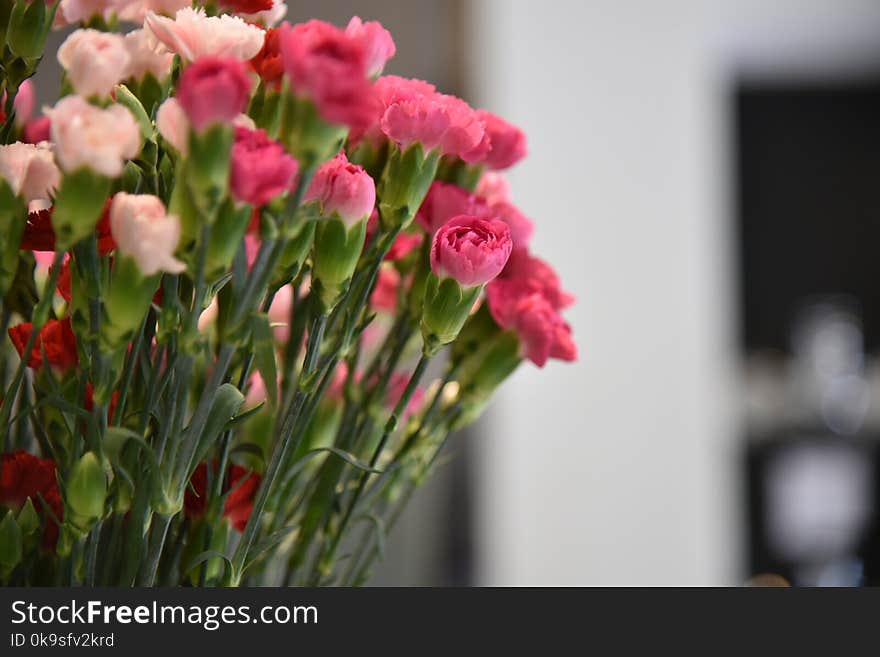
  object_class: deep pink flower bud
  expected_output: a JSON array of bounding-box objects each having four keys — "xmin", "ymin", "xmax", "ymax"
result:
[
  {"xmin": 344, "ymin": 16, "xmax": 396, "ymax": 78},
  {"xmin": 176, "ymin": 56, "xmax": 252, "ymax": 132},
  {"xmin": 23, "ymin": 117, "xmax": 51, "ymax": 145},
  {"xmin": 416, "ymin": 181, "xmax": 490, "ymax": 235},
  {"xmin": 279, "ymin": 20, "xmax": 375, "ymax": 130},
  {"xmin": 472, "ymin": 110, "xmax": 527, "ymax": 170},
  {"xmin": 430, "ymin": 215, "xmax": 512, "ymax": 288},
  {"xmin": 305, "ymin": 151, "xmax": 375, "ymax": 226},
  {"xmin": 230, "ymin": 126, "xmax": 299, "ymax": 206}
]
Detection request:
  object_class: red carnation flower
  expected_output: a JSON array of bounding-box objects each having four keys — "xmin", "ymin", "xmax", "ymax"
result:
[
  {"xmin": 8, "ymin": 317, "xmax": 78, "ymax": 370},
  {"xmin": 184, "ymin": 462, "xmax": 261, "ymax": 532},
  {"xmin": 249, "ymin": 27, "xmax": 284, "ymax": 86},
  {"xmin": 20, "ymin": 202, "xmax": 116, "ymax": 254},
  {"xmin": 220, "ymin": 0, "xmax": 273, "ymax": 13},
  {"xmin": 0, "ymin": 450, "xmax": 63, "ymax": 551}
]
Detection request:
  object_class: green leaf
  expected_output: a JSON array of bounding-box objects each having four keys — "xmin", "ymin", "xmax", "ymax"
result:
[
  {"xmin": 184, "ymin": 550, "xmax": 231, "ymax": 576},
  {"xmin": 249, "ymin": 313, "xmax": 278, "ymax": 407},
  {"xmin": 244, "ymin": 525, "xmax": 298, "ymax": 571}
]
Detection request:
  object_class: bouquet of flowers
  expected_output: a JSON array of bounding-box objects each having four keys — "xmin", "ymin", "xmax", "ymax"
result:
[{"xmin": 0, "ymin": 0, "xmax": 576, "ymax": 587}]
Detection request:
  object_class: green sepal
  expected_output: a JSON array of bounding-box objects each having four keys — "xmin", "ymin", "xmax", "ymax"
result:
[
  {"xmin": 277, "ymin": 90, "xmax": 347, "ymax": 171},
  {"xmin": 186, "ymin": 123, "xmax": 233, "ymax": 216},
  {"xmin": 420, "ymin": 273, "xmax": 481, "ymax": 355},
  {"xmin": 16, "ymin": 498, "xmax": 39, "ymax": 536},
  {"xmin": 436, "ymin": 155, "xmax": 484, "ymax": 192},
  {"xmin": 51, "ymin": 169, "xmax": 112, "ymax": 250},
  {"xmin": 66, "ymin": 451, "xmax": 108, "ymax": 521},
  {"xmin": 311, "ymin": 216, "xmax": 367, "ymax": 311},
  {"xmin": 377, "ymin": 142, "xmax": 440, "ymax": 230},
  {"xmin": 0, "ymin": 178, "xmax": 26, "ymax": 297},
  {"xmin": 0, "ymin": 510, "xmax": 23, "ymax": 569},
  {"xmin": 6, "ymin": 0, "xmax": 56, "ymax": 60},
  {"xmin": 249, "ymin": 313, "xmax": 278, "ymax": 407},
  {"xmin": 103, "ymin": 254, "xmax": 160, "ymax": 350},
  {"xmin": 206, "ymin": 200, "xmax": 252, "ymax": 277},
  {"xmin": 191, "ymin": 383, "xmax": 246, "ymax": 469},
  {"xmin": 250, "ymin": 83, "xmax": 283, "ymax": 139},
  {"xmin": 271, "ymin": 219, "xmax": 315, "ymax": 288}
]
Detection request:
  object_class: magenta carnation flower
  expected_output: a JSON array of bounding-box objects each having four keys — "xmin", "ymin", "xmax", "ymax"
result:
[{"xmin": 430, "ymin": 215, "xmax": 512, "ymax": 288}]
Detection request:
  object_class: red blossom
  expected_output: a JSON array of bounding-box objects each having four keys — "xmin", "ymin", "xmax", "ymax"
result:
[
  {"xmin": 184, "ymin": 462, "xmax": 261, "ymax": 532},
  {"xmin": 20, "ymin": 202, "xmax": 116, "ymax": 254},
  {"xmin": 0, "ymin": 450, "xmax": 62, "ymax": 551},
  {"xmin": 8, "ymin": 317, "xmax": 78, "ymax": 370},
  {"xmin": 249, "ymin": 27, "xmax": 284, "ymax": 86}
]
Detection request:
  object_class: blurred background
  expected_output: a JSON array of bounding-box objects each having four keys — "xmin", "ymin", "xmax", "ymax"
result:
[{"xmin": 36, "ymin": 0, "xmax": 880, "ymax": 585}]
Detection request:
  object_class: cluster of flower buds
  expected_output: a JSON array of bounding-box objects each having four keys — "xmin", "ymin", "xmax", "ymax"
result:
[{"xmin": 0, "ymin": 3, "xmax": 576, "ymax": 587}]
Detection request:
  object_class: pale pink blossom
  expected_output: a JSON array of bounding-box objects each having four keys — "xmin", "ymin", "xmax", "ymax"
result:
[
  {"xmin": 475, "ymin": 172, "xmax": 510, "ymax": 205},
  {"xmin": 430, "ymin": 215, "xmax": 512, "ymax": 288},
  {"xmin": 0, "ymin": 142, "xmax": 61, "ymax": 203},
  {"xmin": 122, "ymin": 29, "xmax": 174, "ymax": 81},
  {"xmin": 47, "ymin": 96, "xmax": 141, "ymax": 177},
  {"xmin": 156, "ymin": 97, "xmax": 189, "ymax": 155},
  {"xmin": 344, "ymin": 16, "xmax": 396, "ymax": 78},
  {"xmin": 305, "ymin": 152, "xmax": 375, "ymax": 226},
  {"xmin": 59, "ymin": 0, "xmax": 120, "ymax": 25},
  {"xmin": 57, "ymin": 29, "xmax": 131, "ymax": 98},
  {"xmin": 109, "ymin": 193, "xmax": 185, "ymax": 276},
  {"xmin": 144, "ymin": 8, "xmax": 265, "ymax": 63},
  {"xmin": 198, "ymin": 296, "xmax": 219, "ymax": 331},
  {"xmin": 116, "ymin": 0, "xmax": 192, "ymax": 23}
]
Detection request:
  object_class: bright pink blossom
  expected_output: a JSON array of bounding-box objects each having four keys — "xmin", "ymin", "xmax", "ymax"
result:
[
  {"xmin": 492, "ymin": 292, "xmax": 576, "ymax": 367},
  {"xmin": 491, "ymin": 249, "xmax": 575, "ymax": 313},
  {"xmin": 350, "ymin": 75, "xmax": 436, "ymax": 147},
  {"xmin": 379, "ymin": 86, "xmax": 487, "ymax": 160},
  {"xmin": 416, "ymin": 181, "xmax": 490, "ymax": 235},
  {"xmin": 176, "ymin": 57, "xmax": 252, "ymax": 132},
  {"xmin": 430, "ymin": 215, "xmax": 512, "ymax": 288},
  {"xmin": 304, "ymin": 151, "xmax": 375, "ymax": 226},
  {"xmin": 472, "ymin": 110, "xmax": 527, "ymax": 170},
  {"xmin": 230, "ymin": 126, "xmax": 299, "ymax": 206},
  {"xmin": 490, "ymin": 201, "xmax": 534, "ymax": 249},
  {"xmin": 279, "ymin": 20, "xmax": 375, "ymax": 130},
  {"xmin": 344, "ymin": 16, "xmax": 395, "ymax": 78},
  {"xmin": 23, "ymin": 117, "xmax": 51, "ymax": 145}
]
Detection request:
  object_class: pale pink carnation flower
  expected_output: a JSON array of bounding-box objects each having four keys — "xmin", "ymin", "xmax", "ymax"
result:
[
  {"xmin": 122, "ymin": 29, "xmax": 174, "ymax": 81},
  {"xmin": 0, "ymin": 142, "xmax": 61, "ymax": 203},
  {"xmin": 304, "ymin": 152, "xmax": 375, "ymax": 226},
  {"xmin": 109, "ymin": 193, "xmax": 185, "ymax": 276},
  {"xmin": 59, "ymin": 0, "xmax": 119, "ymax": 25},
  {"xmin": 47, "ymin": 96, "xmax": 141, "ymax": 178},
  {"xmin": 116, "ymin": 0, "xmax": 192, "ymax": 23},
  {"xmin": 156, "ymin": 97, "xmax": 189, "ymax": 155},
  {"xmin": 144, "ymin": 8, "xmax": 265, "ymax": 63},
  {"xmin": 58, "ymin": 29, "xmax": 131, "ymax": 99}
]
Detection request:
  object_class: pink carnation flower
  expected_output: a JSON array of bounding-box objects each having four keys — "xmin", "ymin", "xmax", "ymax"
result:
[
  {"xmin": 109, "ymin": 192, "xmax": 185, "ymax": 276},
  {"xmin": 23, "ymin": 117, "xmax": 51, "ymax": 145},
  {"xmin": 344, "ymin": 16, "xmax": 396, "ymax": 78},
  {"xmin": 47, "ymin": 96, "xmax": 141, "ymax": 177},
  {"xmin": 377, "ymin": 80, "xmax": 487, "ymax": 160},
  {"xmin": 144, "ymin": 8, "xmax": 265, "ymax": 63},
  {"xmin": 416, "ymin": 181, "xmax": 490, "ymax": 235},
  {"xmin": 155, "ymin": 97, "xmax": 189, "ymax": 154},
  {"xmin": 0, "ymin": 142, "xmax": 61, "ymax": 203},
  {"xmin": 496, "ymin": 293, "xmax": 576, "ymax": 367},
  {"xmin": 370, "ymin": 265, "xmax": 400, "ymax": 313},
  {"xmin": 490, "ymin": 201, "xmax": 534, "ymax": 249},
  {"xmin": 304, "ymin": 151, "xmax": 375, "ymax": 226},
  {"xmin": 230, "ymin": 126, "xmax": 299, "ymax": 206},
  {"xmin": 176, "ymin": 57, "xmax": 252, "ymax": 132},
  {"xmin": 57, "ymin": 29, "xmax": 131, "ymax": 98},
  {"xmin": 350, "ymin": 75, "xmax": 436, "ymax": 148},
  {"xmin": 472, "ymin": 110, "xmax": 527, "ymax": 170},
  {"xmin": 475, "ymin": 171, "xmax": 510, "ymax": 205},
  {"xmin": 12, "ymin": 81, "xmax": 35, "ymax": 127},
  {"xmin": 490, "ymin": 249, "xmax": 575, "ymax": 314},
  {"xmin": 430, "ymin": 215, "xmax": 512, "ymax": 288},
  {"xmin": 278, "ymin": 19, "xmax": 375, "ymax": 130},
  {"xmin": 122, "ymin": 29, "xmax": 174, "ymax": 81}
]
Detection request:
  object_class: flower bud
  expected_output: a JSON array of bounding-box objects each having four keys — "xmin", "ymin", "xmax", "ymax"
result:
[
  {"xmin": 419, "ymin": 273, "xmax": 481, "ymax": 356},
  {"xmin": 312, "ymin": 217, "xmax": 367, "ymax": 311},
  {"xmin": 6, "ymin": 0, "xmax": 56, "ymax": 60},
  {"xmin": 230, "ymin": 126, "xmax": 299, "ymax": 206},
  {"xmin": 430, "ymin": 215, "xmax": 512, "ymax": 288},
  {"xmin": 110, "ymin": 193, "xmax": 185, "ymax": 277},
  {"xmin": 66, "ymin": 452, "xmax": 107, "ymax": 522},
  {"xmin": 305, "ymin": 152, "xmax": 375, "ymax": 226},
  {"xmin": 377, "ymin": 142, "xmax": 440, "ymax": 229},
  {"xmin": 16, "ymin": 498, "xmax": 40, "ymax": 536}
]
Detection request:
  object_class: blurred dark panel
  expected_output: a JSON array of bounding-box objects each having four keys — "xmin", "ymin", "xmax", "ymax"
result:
[{"xmin": 737, "ymin": 82, "xmax": 880, "ymax": 353}]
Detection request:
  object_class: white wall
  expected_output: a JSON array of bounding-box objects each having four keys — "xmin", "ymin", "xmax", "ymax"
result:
[{"xmin": 467, "ymin": 0, "xmax": 880, "ymax": 586}]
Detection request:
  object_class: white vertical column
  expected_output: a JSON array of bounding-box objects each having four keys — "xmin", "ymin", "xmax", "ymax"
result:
[{"xmin": 464, "ymin": 0, "xmax": 739, "ymax": 585}]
